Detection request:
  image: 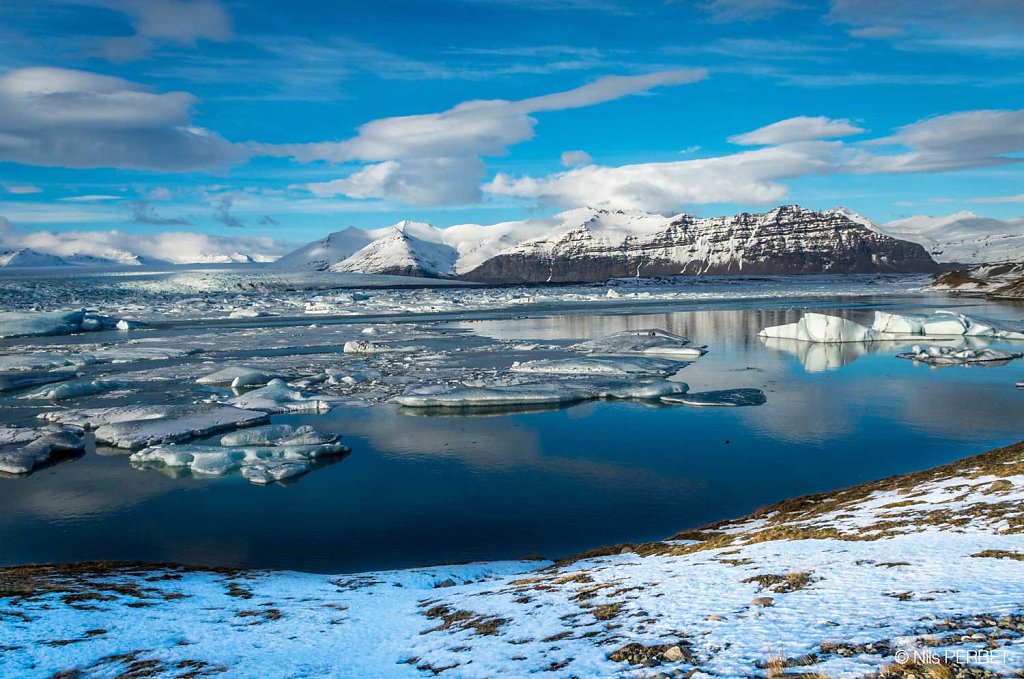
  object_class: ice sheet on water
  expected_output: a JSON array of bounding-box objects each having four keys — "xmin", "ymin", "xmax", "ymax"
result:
[
  {"xmin": 342, "ymin": 340, "xmax": 414, "ymax": 354},
  {"xmin": 0, "ymin": 426, "xmax": 84, "ymax": 475},
  {"xmin": 0, "ymin": 352, "xmax": 96, "ymax": 371},
  {"xmin": 763, "ymin": 310, "xmax": 1024, "ymax": 344},
  {"xmin": 661, "ymin": 388, "xmax": 767, "ymax": 407},
  {"xmin": 88, "ymin": 404, "xmax": 269, "ymax": 449},
  {"xmin": 17, "ymin": 379, "xmax": 124, "ymax": 400},
  {"xmin": 0, "ymin": 309, "xmax": 136, "ymax": 338},
  {"xmin": 130, "ymin": 435, "xmax": 349, "ymax": 485},
  {"xmin": 227, "ymin": 379, "xmax": 333, "ymax": 413},
  {"xmin": 396, "ymin": 377, "xmax": 687, "ymax": 408},
  {"xmin": 897, "ymin": 345, "xmax": 1023, "ymax": 366},
  {"xmin": 570, "ymin": 329, "xmax": 707, "ymax": 358},
  {"xmin": 509, "ymin": 356, "xmax": 685, "ymax": 377},
  {"xmin": 196, "ymin": 366, "xmax": 277, "ymax": 387},
  {"xmin": 220, "ymin": 424, "xmax": 335, "ymax": 446},
  {"xmin": 0, "ymin": 370, "xmax": 76, "ymax": 394}
]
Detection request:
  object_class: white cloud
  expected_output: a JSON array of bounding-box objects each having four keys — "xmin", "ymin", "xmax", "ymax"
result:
[
  {"xmin": 4, "ymin": 185, "xmax": 42, "ymax": 194},
  {"xmin": 829, "ymin": 0, "xmax": 1024, "ymax": 51},
  {"xmin": 73, "ymin": 0, "xmax": 233, "ymax": 62},
  {"xmin": 0, "ymin": 67, "xmax": 246, "ymax": 171},
  {"xmin": 0, "ymin": 215, "xmax": 289, "ymax": 264},
  {"xmin": 970, "ymin": 193, "xmax": 1024, "ymax": 203},
  {"xmin": 484, "ymin": 107, "xmax": 1024, "ymax": 212},
  {"xmin": 729, "ymin": 116, "xmax": 864, "ymax": 145},
  {"xmin": 694, "ymin": 0, "xmax": 799, "ymax": 22},
  {"xmin": 560, "ymin": 150, "xmax": 593, "ymax": 166},
  {"xmin": 271, "ymin": 69, "xmax": 705, "ymax": 206},
  {"xmin": 307, "ymin": 158, "xmax": 487, "ymax": 205},
  {"xmin": 487, "ymin": 142, "xmax": 848, "ymax": 212},
  {"xmin": 60, "ymin": 194, "xmax": 122, "ymax": 202},
  {"xmin": 148, "ymin": 187, "xmax": 173, "ymax": 201}
]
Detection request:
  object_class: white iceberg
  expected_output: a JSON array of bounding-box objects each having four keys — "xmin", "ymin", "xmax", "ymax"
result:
[
  {"xmin": 342, "ymin": 340, "xmax": 412, "ymax": 354},
  {"xmin": 396, "ymin": 378, "xmax": 687, "ymax": 408},
  {"xmin": 197, "ymin": 366, "xmax": 277, "ymax": 387},
  {"xmin": 220, "ymin": 424, "xmax": 338, "ymax": 447},
  {"xmin": 0, "ymin": 426, "xmax": 85, "ymax": 475},
  {"xmin": 763, "ymin": 310, "xmax": 1024, "ymax": 344},
  {"xmin": 18, "ymin": 379, "xmax": 124, "ymax": 400},
  {"xmin": 228, "ymin": 379, "xmax": 332, "ymax": 414},
  {"xmin": 92, "ymin": 404, "xmax": 270, "ymax": 449},
  {"xmin": 661, "ymin": 388, "xmax": 767, "ymax": 407},
  {"xmin": 509, "ymin": 356, "xmax": 685, "ymax": 377},
  {"xmin": 570, "ymin": 329, "xmax": 706, "ymax": 358},
  {"xmin": 0, "ymin": 309, "xmax": 138, "ymax": 338},
  {"xmin": 897, "ymin": 345, "xmax": 1023, "ymax": 366},
  {"xmin": 130, "ymin": 439, "xmax": 349, "ymax": 484},
  {"xmin": 759, "ymin": 313, "xmax": 879, "ymax": 343}
]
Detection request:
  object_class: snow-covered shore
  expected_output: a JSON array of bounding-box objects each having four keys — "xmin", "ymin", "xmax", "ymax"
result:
[{"xmin": 4, "ymin": 440, "xmax": 1024, "ymax": 678}]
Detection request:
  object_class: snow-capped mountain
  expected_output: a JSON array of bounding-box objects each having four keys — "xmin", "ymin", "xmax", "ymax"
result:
[
  {"xmin": 880, "ymin": 211, "xmax": 1024, "ymax": 264},
  {"xmin": 0, "ymin": 248, "xmax": 70, "ymax": 267},
  {"xmin": 275, "ymin": 206, "xmax": 939, "ymax": 283}
]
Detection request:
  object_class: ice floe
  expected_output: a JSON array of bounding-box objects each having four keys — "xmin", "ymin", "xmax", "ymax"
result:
[
  {"xmin": 509, "ymin": 356, "xmax": 685, "ymax": 377},
  {"xmin": 0, "ymin": 309, "xmax": 138, "ymax": 338},
  {"xmin": 761, "ymin": 310, "xmax": 1024, "ymax": 344},
  {"xmin": 0, "ymin": 370, "xmax": 76, "ymax": 394},
  {"xmin": 396, "ymin": 377, "xmax": 687, "ymax": 408},
  {"xmin": 196, "ymin": 366, "xmax": 278, "ymax": 388},
  {"xmin": 570, "ymin": 329, "xmax": 707, "ymax": 358},
  {"xmin": 129, "ymin": 431, "xmax": 349, "ymax": 484},
  {"xmin": 69, "ymin": 404, "xmax": 271, "ymax": 449},
  {"xmin": 0, "ymin": 352, "xmax": 96, "ymax": 371},
  {"xmin": 661, "ymin": 388, "xmax": 767, "ymax": 407},
  {"xmin": 0, "ymin": 425, "xmax": 85, "ymax": 475},
  {"xmin": 897, "ymin": 345, "xmax": 1024, "ymax": 366},
  {"xmin": 342, "ymin": 339, "xmax": 412, "ymax": 354},
  {"xmin": 227, "ymin": 379, "xmax": 333, "ymax": 413},
  {"xmin": 18, "ymin": 379, "xmax": 124, "ymax": 400}
]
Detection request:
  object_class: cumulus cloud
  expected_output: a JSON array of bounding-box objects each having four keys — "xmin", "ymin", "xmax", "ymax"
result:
[
  {"xmin": 487, "ymin": 142, "xmax": 849, "ymax": 212},
  {"xmin": 560, "ymin": 150, "xmax": 593, "ymax": 166},
  {"xmin": 74, "ymin": 0, "xmax": 233, "ymax": 62},
  {"xmin": 0, "ymin": 67, "xmax": 246, "ymax": 171},
  {"xmin": 0, "ymin": 216, "xmax": 289, "ymax": 264},
  {"xmin": 484, "ymin": 107, "xmax": 1024, "ymax": 211},
  {"xmin": 729, "ymin": 116, "xmax": 864, "ymax": 145},
  {"xmin": 270, "ymin": 69, "xmax": 706, "ymax": 205}
]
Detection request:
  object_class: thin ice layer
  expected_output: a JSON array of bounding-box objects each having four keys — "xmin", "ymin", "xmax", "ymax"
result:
[{"xmin": 396, "ymin": 378, "xmax": 687, "ymax": 408}]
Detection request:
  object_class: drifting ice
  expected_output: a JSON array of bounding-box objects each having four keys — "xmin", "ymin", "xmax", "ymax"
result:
[
  {"xmin": 662, "ymin": 388, "xmax": 767, "ymax": 407},
  {"xmin": 0, "ymin": 309, "xmax": 140, "ymax": 338},
  {"xmin": 197, "ymin": 366, "xmax": 278, "ymax": 387},
  {"xmin": 0, "ymin": 426, "xmax": 85, "ymax": 475},
  {"xmin": 18, "ymin": 379, "xmax": 124, "ymax": 400},
  {"xmin": 88, "ymin": 404, "xmax": 269, "ymax": 449},
  {"xmin": 228, "ymin": 379, "xmax": 332, "ymax": 413},
  {"xmin": 396, "ymin": 378, "xmax": 687, "ymax": 408},
  {"xmin": 509, "ymin": 356, "xmax": 685, "ymax": 377},
  {"xmin": 571, "ymin": 329, "xmax": 706, "ymax": 358},
  {"xmin": 897, "ymin": 345, "xmax": 1023, "ymax": 366},
  {"xmin": 761, "ymin": 310, "xmax": 1024, "ymax": 343}
]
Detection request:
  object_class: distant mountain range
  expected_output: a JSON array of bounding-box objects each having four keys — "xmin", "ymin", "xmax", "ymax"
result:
[
  {"xmin": 0, "ymin": 247, "xmax": 274, "ymax": 269},
  {"xmin": 880, "ymin": 211, "xmax": 1024, "ymax": 265},
  {"xmin": 272, "ymin": 205, "xmax": 940, "ymax": 283}
]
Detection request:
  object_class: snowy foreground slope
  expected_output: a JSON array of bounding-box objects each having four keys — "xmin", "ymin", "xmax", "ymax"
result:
[
  {"xmin": 273, "ymin": 205, "xmax": 939, "ymax": 282},
  {"xmin": 4, "ymin": 442, "xmax": 1024, "ymax": 678}
]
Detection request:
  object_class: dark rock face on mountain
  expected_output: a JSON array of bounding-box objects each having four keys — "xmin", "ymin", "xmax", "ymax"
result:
[
  {"xmin": 461, "ymin": 206, "xmax": 939, "ymax": 283},
  {"xmin": 275, "ymin": 206, "xmax": 940, "ymax": 283}
]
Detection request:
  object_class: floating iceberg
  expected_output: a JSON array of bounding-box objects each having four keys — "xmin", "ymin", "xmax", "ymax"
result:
[
  {"xmin": 220, "ymin": 424, "xmax": 337, "ymax": 447},
  {"xmin": 396, "ymin": 377, "xmax": 687, "ymax": 408},
  {"xmin": 759, "ymin": 313, "xmax": 879, "ymax": 343},
  {"xmin": 509, "ymin": 356, "xmax": 685, "ymax": 377},
  {"xmin": 662, "ymin": 388, "xmax": 767, "ymax": 407},
  {"xmin": 129, "ymin": 437, "xmax": 349, "ymax": 485},
  {"xmin": 897, "ymin": 345, "xmax": 1023, "ymax": 366},
  {"xmin": 762, "ymin": 310, "xmax": 1024, "ymax": 344},
  {"xmin": 197, "ymin": 366, "xmax": 278, "ymax": 387},
  {"xmin": 18, "ymin": 379, "xmax": 124, "ymax": 400},
  {"xmin": 0, "ymin": 352, "xmax": 96, "ymax": 372},
  {"xmin": 91, "ymin": 404, "xmax": 269, "ymax": 449},
  {"xmin": 0, "ymin": 370, "xmax": 76, "ymax": 394},
  {"xmin": 0, "ymin": 426, "xmax": 85, "ymax": 475},
  {"xmin": 570, "ymin": 329, "xmax": 706, "ymax": 358},
  {"xmin": 228, "ymin": 379, "xmax": 332, "ymax": 413},
  {"xmin": 0, "ymin": 309, "xmax": 138, "ymax": 338},
  {"xmin": 342, "ymin": 340, "xmax": 412, "ymax": 354}
]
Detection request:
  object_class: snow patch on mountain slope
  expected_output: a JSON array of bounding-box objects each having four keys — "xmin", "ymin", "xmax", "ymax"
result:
[{"xmin": 881, "ymin": 211, "xmax": 1024, "ymax": 264}]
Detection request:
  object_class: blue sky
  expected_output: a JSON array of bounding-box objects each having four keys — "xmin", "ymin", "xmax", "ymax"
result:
[{"xmin": 1, "ymin": 0, "xmax": 1023, "ymax": 250}]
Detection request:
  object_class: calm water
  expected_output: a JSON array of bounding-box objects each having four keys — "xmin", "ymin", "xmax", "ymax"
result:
[{"xmin": 2, "ymin": 296, "xmax": 1024, "ymax": 573}]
